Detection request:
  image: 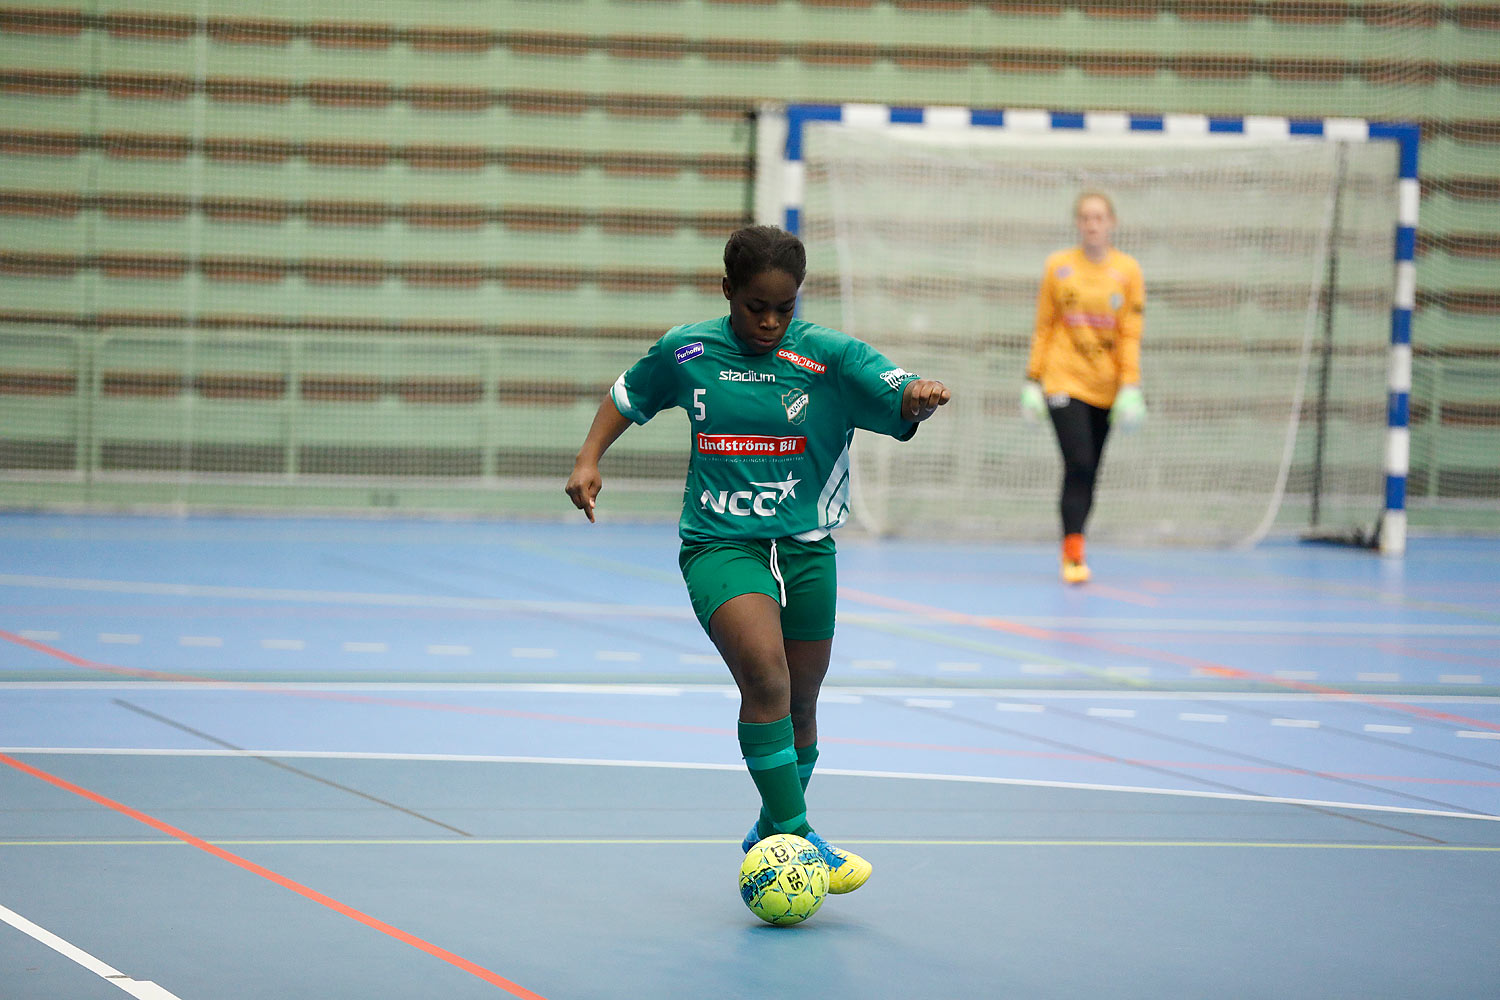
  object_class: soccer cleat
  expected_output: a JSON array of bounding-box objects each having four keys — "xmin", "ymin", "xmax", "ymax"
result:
[
  {"xmin": 803, "ymin": 830, "xmax": 872, "ymax": 894},
  {"xmin": 1061, "ymin": 558, "xmax": 1091, "ymax": 585},
  {"xmin": 742, "ymin": 820, "xmax": 763, "ymax": 854}
]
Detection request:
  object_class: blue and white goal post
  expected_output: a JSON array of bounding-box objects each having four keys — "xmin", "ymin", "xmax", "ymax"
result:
[{"xmin": 758, "ymin": 103, "xmax": 1417, "ymax": 555}]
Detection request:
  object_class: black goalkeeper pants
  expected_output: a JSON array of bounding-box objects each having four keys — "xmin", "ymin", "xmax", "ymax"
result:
[{"xmin": 1048, "ymin": 397, "xmax": 1112, "ymax": 537}]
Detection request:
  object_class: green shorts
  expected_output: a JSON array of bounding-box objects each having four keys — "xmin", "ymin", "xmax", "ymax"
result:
[{"xmin": 678, "ymin": 535, "xmax": 837, "ymax": 641}]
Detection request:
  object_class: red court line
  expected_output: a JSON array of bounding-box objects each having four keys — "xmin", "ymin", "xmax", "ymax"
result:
[
  {"xmin": 1090, "ymin": 632, "xmax": 1500, "ymax": 669},
  {"xmin": 6, "ymin": 631, "xmax": 1497, "ymax": 789},
  {"xmin": 837, "ymin": 588, "xmax": 1500, "ymax": 734},
  {"xmin": 0, "ymin": 628, "xmax": 209, "ymax": 682},
  {"xmin": 0, "ymin": 752, "xmax": 549, "ymax": 1000},
  {"xmin": 1076, "ymin": 582, "xmax": 1161, "ymax": 607}
]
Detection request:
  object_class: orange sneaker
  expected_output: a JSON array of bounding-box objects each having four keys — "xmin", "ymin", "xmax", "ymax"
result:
[
  {"xmin": 1061, "ymin": 558, "xmax": 1091, "ymax": 584},
  {"xmin": 1061, "ymin": 533, "xmax": 1090, "ymax": 584}
]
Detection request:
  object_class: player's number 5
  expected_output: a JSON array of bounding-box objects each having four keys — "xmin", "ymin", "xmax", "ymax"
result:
[{"xmin": 692, "ymin": 388, "xmax": 707, "ymax": 421}]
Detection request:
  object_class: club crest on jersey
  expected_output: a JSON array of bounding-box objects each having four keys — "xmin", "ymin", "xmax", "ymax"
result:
[
  {"xmin": 674, "ymin": 342, "xmax": 704, "ymax": 364},
  {"xmin": 878, "ymin": 367, "xmax": 915, "ymax": 390},
  {"xmin": 776, "ymin": 348, "xmax": 827, "ymax": 374},
  {"xmin": 782, "ymin": 388, "xmax": 809, "ymax": 424}
]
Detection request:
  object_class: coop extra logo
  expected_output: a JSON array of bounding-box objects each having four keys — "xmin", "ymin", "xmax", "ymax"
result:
[
  {"xmin": 699, "ymin": 476, "xmax": 801, "ymax": 517},
  {"xmin": 776, "ymin": 349, "xmax": 826, "ymax": 374}
]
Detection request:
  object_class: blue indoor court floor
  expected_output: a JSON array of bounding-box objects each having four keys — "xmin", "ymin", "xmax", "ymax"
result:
[{"xmin": 1, "ymin": 513, "xmax": 1497, "ymax": 999}]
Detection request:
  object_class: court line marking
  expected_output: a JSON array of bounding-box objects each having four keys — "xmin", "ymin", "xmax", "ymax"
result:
[
  {"xmin": 6, "ymin": 634, "xmax": 1497, "ymax": 795},
  {"xmin": 5, "ymin": 680, "xmax": 1495, "ymax": 705},
  {"xmin": 5, "ymin": 572, "xmax": 1498, "ymax": 634},
  {"xmin": 0, "ymin": 753, "xmax": 550, "ymax": 1000},
  {"xmin": 0, "ymin": 901, "xmax": 184, "ymax": 999},
  {"xmin": 4, "ymin": 748, "xmax": 1497, "ymax": 823},
  {"xmin": 836, "ymin": 589, "xmax": 1500, "ymax": 733},
  {"xmin": 2, "ymin": 838, "xmax": 1497, "ymax": 853},
  {"xmin": 0, "ymin": 572, "xmax": 688, "ymax": 618}
]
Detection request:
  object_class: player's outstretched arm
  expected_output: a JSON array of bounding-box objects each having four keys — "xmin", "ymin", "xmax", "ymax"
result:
[
  {"xmin": 901, "ymin": 379, "xmax": 951, "ymax": 423},
  {"xmin": 564, "ymin": 397, "xmax": 634, "ymax": 523}
]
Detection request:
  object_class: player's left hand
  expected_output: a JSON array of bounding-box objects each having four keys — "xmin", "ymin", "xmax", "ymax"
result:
[
  {"xmin": 902, "ymin": 379, "xmax": 951, "ymax": 422},
  {"xmin": 1110, "ymin": 384, "xmax": 1146, "ymax": 433}
]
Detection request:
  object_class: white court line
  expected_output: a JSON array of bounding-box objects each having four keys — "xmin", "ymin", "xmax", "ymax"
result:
[
  {"xmin": 3, "ymin": 681, "xmax": 1497, "ymax": 706},
  {"xmin": 0, "ymin": 573, "xmax": 689, "ymax": 618},
  {"xmin": 1179, "ymin": 713, "xmax": 1228, "ymax": 723},
  {"xmin": 4, "ymin": 573, "xmax": 1497, "ymax": 634},
  {"xmin": 0, "ymin": 901, "xmax": 183, "ymax": 999},
  {"xmin": 1087, "ymin": 707, "xmax": 1137, "ymax": 719},
  {"xmin": 3, "ymin": 748, "xmax": 1496, "ymax": 823},
  {"xmin": 99, "ymin": 634, "xmax": 141, "ymax": 645},
  {"xmin": 1365, "ymin": 724, "xmax": 1413, "ymax": 734},
  {"xmin": 178, "ymin": 636, "xmax": 221, "ymax": 647}
]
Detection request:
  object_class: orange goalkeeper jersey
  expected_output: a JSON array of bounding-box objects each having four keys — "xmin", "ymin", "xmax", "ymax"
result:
[{"xmin": 1026, "ymin": 246, "xmax": 1144, "ymax": 409}]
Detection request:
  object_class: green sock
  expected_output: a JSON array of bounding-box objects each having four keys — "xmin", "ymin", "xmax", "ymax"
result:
[
  {"xmin": 739, "ymin": 717, "xmax": 812, "ymax": 838},
  {"xmin": 758, "ymin": 742, "xmax": 818, "ymax": 839}
]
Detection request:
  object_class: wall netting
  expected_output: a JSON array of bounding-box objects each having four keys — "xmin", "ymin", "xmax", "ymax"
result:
[{"xmin": 0, "ymin": 1, "xmax": 1495, "ymax": 532}]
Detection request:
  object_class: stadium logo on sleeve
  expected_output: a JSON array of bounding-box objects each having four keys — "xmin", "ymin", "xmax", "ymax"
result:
[
  {"xmin": 878, "ymin": 367, "xmax": 915, "ymax": 390},
  {"xmin": 776, "ymin": 349, "xmax": 827, "ymax": 374},
  {"xmin": 674, "ymin": 342, "xmax": 705, "ymax": 364}
]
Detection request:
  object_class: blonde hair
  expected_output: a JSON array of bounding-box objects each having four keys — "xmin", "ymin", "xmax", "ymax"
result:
[{"xmin": 1073, "ymin": 190, "xmax": 1116, "ymax": 219}]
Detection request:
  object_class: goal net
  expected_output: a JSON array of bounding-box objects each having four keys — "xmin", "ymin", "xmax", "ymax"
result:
[{"xmin": 787, "ymin": 111, "xmax": 1404, "ymax": 548}]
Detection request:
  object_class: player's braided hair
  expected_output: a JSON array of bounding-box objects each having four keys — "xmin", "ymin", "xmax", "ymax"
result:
[{"xmin": 723, "ymin": 225, "xmax": 807, "ymax": 291}]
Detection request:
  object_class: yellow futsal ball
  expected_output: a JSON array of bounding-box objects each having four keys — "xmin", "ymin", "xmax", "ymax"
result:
[{"xmin": 738, "ymin": 834, "xmax": 829, "ymax": 926}]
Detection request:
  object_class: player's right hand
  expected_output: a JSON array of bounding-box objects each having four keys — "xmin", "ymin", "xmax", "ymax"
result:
[
  {"xmin": 1019, "ymin": 381, "xmax": 1047, "ymax": 424},
  {"xmin": 564, "ymin": 463, "xmax": 602, "ymax": 523}
]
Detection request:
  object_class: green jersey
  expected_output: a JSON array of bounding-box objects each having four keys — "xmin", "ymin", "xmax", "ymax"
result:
[{"xmin": 611, "ymin": 315, "xmax": 921, "ymax": 543}]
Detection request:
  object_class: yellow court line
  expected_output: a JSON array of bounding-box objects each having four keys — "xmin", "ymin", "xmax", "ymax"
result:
[{"xmin": 2, "ymin": 838, "xmax": 1498, "ymax": 852}]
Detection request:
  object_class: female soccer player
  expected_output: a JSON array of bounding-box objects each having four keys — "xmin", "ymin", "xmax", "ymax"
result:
[
  {"xmin": 1021, "ymin": 191, "xmax": 1146, "ymax": 584},
  {"xmin": 565, "ymin": 225, "xmax": 950, "ymax": 894}
]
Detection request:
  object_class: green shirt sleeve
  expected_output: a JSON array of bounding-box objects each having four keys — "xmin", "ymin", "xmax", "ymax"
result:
[
  {"xmin": 838, "ymin": 337, "xmax": 920, "ymax": 441},
  {"xmin": 610, "ymin": 335, "xmax": 678, "ymax": 425}
]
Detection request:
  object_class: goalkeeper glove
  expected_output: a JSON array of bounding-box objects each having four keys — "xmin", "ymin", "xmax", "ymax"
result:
[
  {"xmin": 1019, "ymin": 381, "xmax": 1047, "ymax": 424},
  {"xmin": 1110, "ymin": 384, "xmax": 1146, "ymax": 432}
]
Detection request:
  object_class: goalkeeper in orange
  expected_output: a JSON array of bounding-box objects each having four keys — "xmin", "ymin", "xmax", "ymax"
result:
[{"xmin": 1022, "ymin": 191, "xmax": 1145, "ymax": 584}]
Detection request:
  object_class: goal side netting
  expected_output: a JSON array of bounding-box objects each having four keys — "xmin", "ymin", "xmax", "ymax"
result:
[{"xmin": 792, "ymin": 122, "xmax": 1399, "ymax": 547}]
